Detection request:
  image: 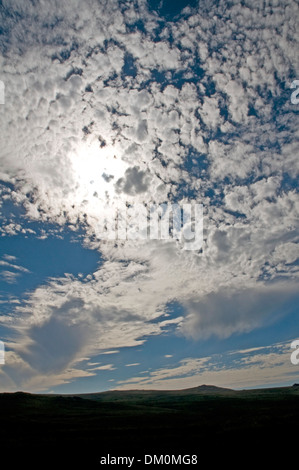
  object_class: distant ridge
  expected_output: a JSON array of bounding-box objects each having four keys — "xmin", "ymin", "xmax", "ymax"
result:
[
  {"xmin": 2, "ymin": 383, "xmax": 299, "ymax": 398},
  {"xmin": 180, "ymin": 384, "xmax": 232, "ymax": 392},
  {"xmin": 73, "ymin": 384, "xmax": 234, "ymax": 400},
  {"xmin": 105, "ymin": 384, "xmax": 232, "ymax": 393}
]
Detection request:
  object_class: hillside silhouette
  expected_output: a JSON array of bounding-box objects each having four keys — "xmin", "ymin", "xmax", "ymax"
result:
[{"xmin": 1, "ymin": 384, "xmax": 298, "ymax": 466}]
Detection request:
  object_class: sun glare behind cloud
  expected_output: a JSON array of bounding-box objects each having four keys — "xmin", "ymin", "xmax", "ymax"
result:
[{"xmin": 72, "ymin": 139, "xmax": 128, "ymax": 206}]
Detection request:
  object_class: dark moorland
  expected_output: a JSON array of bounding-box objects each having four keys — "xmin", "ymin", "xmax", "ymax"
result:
[{"xmin": 1, "ymin": 384, "xmax": 298, "ymax": 466}]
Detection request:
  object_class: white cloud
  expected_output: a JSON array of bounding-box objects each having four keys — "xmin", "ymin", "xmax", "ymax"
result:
[
  {"xmin": 0, "ymin": 260, "xmax": 30, "ymax": 273},
  {"xmin": 88, "ymin": 364, "xmax": 116, "ymax": 371},
  {"xmin": 200, "ymin": 96, "xmax": 221, "ymax": 129},
  {"xmin": 3, "ymin": 254, "xmax": 17, "ymax": 262},
  {"xmin": 99, "ymin": 350, "xmax": 120, "ymax": 355},
  {"xmin": 0, "ymin": 255, "xmax": 30, "ymax": 284}
]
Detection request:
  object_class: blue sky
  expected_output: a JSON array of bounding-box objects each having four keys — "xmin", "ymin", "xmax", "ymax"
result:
[{"xmin": 0, "ymin": 0, "xmax": 298, "ymax": 393}]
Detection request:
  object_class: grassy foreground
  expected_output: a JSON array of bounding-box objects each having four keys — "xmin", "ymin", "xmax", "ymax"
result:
[{"xmin": 1, "ymin": 384, "xmax": 299, "ymax": 465}]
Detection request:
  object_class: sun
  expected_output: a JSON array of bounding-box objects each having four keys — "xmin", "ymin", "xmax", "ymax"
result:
[
  {"xmin": 71, "ymin": 139, "xmax": 128, "ymax": 206},
  {"xmin": 69, "ymin": 138, "xmax": 130, "ymax": 240}
]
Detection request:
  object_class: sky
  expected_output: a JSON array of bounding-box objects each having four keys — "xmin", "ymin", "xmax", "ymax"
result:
[{"xmin": 0, "ymin": 0, "xmax": 298, "ymax": 393}]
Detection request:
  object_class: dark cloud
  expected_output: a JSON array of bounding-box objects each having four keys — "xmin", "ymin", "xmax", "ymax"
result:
[
  {"xmin": 102, "ymin": 172, "xmax": 114, "ymax": 182},
  {"xmin": 181, "ymin": 284, "xmax": 299, "ymax": 339},
  {"xmin": 115, "ymin": 166, "xmax": 151, "ymax": 195}
]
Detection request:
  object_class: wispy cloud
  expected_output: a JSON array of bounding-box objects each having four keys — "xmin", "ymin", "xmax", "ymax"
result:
[
  {"xmin": 116, "ymin": 341, "xmax": 297, "ymax": 390},
  {"xmin": 0, "ymin": 256, "xmax": 30, "ymax": 284},
  {"xmin": 0, "ymin": 270, "xmax": 20, "ymax": 284},
  {"xmin": 88, "ymin": 364, "xmax": 116, "ymax": 371},
  {"xmin": 0, "ymin": 260, "xmax": 30, "ymax": 273},
  {"xmin": 3, "ymin": 254, "xmax": 17, "ymax": 262}
]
